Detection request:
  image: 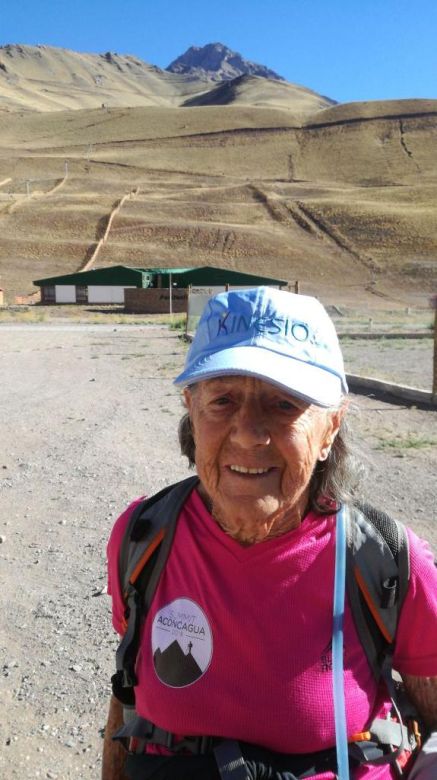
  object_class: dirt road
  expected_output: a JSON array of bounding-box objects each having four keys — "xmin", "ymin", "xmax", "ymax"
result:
[{"xmin": 1, "ymin": 325, "xmax": 436, "ymax": 779}]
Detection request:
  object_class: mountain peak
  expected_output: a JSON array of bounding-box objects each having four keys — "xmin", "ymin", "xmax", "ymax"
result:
[{"xmin": 166, "ymin": 42, "xmax": 285, "ymax": 83}]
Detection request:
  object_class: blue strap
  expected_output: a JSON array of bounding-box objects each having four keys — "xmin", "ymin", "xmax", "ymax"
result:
[{"xmin": 333, "ymin": 505, "xmax": 350, "ymax": 780}]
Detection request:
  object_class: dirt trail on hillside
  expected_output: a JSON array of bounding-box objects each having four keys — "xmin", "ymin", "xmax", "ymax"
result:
[{"xmin": 0, "ymin": 325, "xmax": 436, "ymax": 779}]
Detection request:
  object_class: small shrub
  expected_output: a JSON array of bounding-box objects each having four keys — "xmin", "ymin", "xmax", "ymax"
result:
[
  {"xmin": 376, "ymin": 435, "xmax": 437, "ymax": 451},
  {"xmin": 169, "ymin": 316, "xmax": 186, "ymax": 331}
]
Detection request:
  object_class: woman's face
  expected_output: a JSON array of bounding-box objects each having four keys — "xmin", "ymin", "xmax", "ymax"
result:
[{"xmin": 184, "ymin": 376, "xmax": 345, "ymax": 544}]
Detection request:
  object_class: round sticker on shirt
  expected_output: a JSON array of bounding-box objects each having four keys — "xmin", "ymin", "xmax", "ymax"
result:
[{"xmin": 151, "ymin": 598, "xmax": 213, "ymax": 688}]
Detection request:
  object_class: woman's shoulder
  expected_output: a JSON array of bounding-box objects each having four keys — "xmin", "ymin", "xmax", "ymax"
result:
[{"xmin": 405, "ymin": 525, "xmax": 436, "ymax": 576}]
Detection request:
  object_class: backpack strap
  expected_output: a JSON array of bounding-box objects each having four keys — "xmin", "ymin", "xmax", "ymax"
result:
[
  {"xmin": 355, "ymin": 501, "xmax": 410, "ymax": 607},
  {"xmin": 112, "ymin": 475, "xmax": 199, "ymax": 700},
  {"xmin": 344, "ymin": 504, "xmax": 419, "ymax": 773},
  {"xmin": 345, "ymin": 502, "xmax": 410, "ymax": 683}
]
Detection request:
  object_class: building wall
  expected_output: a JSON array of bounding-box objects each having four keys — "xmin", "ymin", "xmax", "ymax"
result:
[
  {"xmin": 125, "ymin": 288, "xmax": 188, "ymax": 313},
  {"xmin": 55, "ymin": 285, "xmax": 76, "ymax": 303},
  {"xmin": 87, "ymin": 285, "xmax": 136, "ymax": 304},
  {"xmin": 41, "ymin": 284, "xmax": 137, "ymax": 304},
  {"xmin": 41, "ymin": 286, "xmax": 55, "ymax": 304}
]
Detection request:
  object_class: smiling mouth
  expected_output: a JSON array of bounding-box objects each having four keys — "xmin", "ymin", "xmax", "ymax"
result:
[{"xmin": 228, "ymin": 465, "xmax": 274, "ymax": 475}]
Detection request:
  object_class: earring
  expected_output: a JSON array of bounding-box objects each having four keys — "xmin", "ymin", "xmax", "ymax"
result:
[{"xmin": 319, "ymin": 441, "xmax": 332, "ymax": 462}]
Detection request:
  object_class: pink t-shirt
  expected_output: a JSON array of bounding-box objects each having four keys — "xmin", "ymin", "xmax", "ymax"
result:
[{"xmin": 107, "ymin": 489, "xmax": 437, "ymax": 780}]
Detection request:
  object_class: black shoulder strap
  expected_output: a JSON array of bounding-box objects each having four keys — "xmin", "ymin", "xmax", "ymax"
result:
[
  {"xmin": 346, "ymin": 502, "xmax": 410, "ymax": 682},
  {"xmin": 113, "ymin": 475, "xmax": 199, "ymax": 698},
  {"xmin": 118, "ymin": 476, "xmax": 199, "ymax": 597},
  {"xmin": 355, "ymin": 502, "xmax": 410, "ymax": 607}
]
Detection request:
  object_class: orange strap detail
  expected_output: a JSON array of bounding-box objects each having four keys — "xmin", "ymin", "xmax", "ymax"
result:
[
  {"xmin": 409, "ymin": 719, "xmax": 422, "ymax": 750},
  {"xmin": 127, "ymin": 528, "xmax": 165, "ymax": 590},
  {"xmin": 348, "ymin": 731, "xmax": 372, "ymax": 743},
  {"xmin": 353, "ymin": 564, "xmax": 393, "ymax": 644}
]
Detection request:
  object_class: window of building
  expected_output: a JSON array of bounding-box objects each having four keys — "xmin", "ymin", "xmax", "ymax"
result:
[
  {"xmin": 76, "ymin": 286, "xmax": 88, "ymax": 304},
  {"xmin": 42, "ymin": 286, "xmax": 55, "ymax": 303}
]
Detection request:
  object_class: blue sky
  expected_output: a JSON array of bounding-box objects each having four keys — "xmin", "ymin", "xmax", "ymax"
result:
[{"xmin": 2, "ymin": 0, "xmax": 436, "ymax": 104}]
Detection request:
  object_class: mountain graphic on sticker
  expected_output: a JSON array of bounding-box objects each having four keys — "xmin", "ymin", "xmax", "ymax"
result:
[{"xmin": 154, "ymin": 639, "xmax": 203, "ymax": 687}]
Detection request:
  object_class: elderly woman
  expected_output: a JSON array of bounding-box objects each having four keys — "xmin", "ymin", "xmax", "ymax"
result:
[{"xmin": 103, "ymin": 287, "xmax": 437, "ymax": 780}]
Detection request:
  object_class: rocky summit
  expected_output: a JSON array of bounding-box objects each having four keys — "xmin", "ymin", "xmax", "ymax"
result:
[{"xmin": 166, "ymin": 42, "xmax": 285, "ymax": 82}]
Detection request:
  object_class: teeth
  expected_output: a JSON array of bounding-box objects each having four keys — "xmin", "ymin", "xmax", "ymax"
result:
[{"xmin": 229, "ymin": 465, "xmax": 270, "ymax": 474}]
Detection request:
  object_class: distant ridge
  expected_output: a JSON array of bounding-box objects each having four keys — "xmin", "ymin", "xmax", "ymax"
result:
[
  {"xmin": 0, "ymin": 43, "xmax": 334, "ymax": 113},
  {"xmin": 0, "ymin": 43, "xmax": 205, "ymax": 112},
  {"xmin": 183, "ymin": 73, "xmax": 335, "ymax": 112},
  {"xmin": 167, "ymin": 42, "xmax": 285, "ymax": 82}
]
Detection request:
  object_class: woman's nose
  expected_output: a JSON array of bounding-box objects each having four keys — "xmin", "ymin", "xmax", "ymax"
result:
[{"xmin": 229, "ymin": 400, "xmax": 271, "ymax": 448}]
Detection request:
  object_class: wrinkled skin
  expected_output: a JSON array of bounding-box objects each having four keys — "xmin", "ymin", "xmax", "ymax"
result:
[{"xmin": 184, "ymin": 376, "xmax": 346, "ymax": 545}]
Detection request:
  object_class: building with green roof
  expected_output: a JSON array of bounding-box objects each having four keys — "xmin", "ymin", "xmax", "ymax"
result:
[{"xmin": 33, "ymin": 265, "xmax": 289, "ymax": 307}]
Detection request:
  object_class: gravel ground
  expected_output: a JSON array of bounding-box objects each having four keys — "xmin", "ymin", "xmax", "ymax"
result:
[
  {"xmin": 1, "ymin": 325, "xmax": 436, "ymax": 780},
  {"xmin": 340, "ymin": 336, "xmax": 434, "ymax": 391}
]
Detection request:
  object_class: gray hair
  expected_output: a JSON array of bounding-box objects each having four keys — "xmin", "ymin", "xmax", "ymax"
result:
[
  {"xmin": 178, "ymin": 410, "xmax": 361, "ymax": 515},
  {"xmin": 309, "ymin": 415, "xmax": 361, "ymax": 513}
]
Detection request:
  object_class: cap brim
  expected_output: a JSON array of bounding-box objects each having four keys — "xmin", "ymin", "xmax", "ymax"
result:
[{"xmin": 174, "ymin": 345, "xmax": 346, "ymax": 408}]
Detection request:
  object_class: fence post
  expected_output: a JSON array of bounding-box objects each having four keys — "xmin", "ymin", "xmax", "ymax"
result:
[
  {"xmin": 186, "ymin": 285, "xmax": 191, "ymax": 335},
  {"xmin": 432, "ymin": 295, "xmax": 437, "ymax": 401}
]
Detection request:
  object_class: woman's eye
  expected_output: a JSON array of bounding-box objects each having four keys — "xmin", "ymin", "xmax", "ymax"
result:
[
  {"xmin": 277, "ymin": 400, "xmax": 297, "ymax": 411},
  {"xmin": 212, "ymin": 396, "xmax": 231, "ymax": 406}
]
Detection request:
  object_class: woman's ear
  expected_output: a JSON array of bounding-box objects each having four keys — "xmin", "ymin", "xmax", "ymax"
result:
[
  {"xmin": 183, "ymin": 387, "xmax": 193, "ymax": 413},
  {"xmin": 183, "ymin": 387, "xmax": 196, "ymax": 438},
  {"xmin": 319, "ymin": 400, "xmax": 349, "ymax": 461}
]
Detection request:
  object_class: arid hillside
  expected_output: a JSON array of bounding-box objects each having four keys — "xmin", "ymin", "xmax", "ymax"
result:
[
  {"xmin": 0, "ymin": 44, "xmax": 331, "ymax": 113},
  {"xmin": 0, "ymin": 46, "xmax": 435, "ymax": 308}
]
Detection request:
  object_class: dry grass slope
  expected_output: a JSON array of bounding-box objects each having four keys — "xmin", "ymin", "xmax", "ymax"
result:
[{"xmin": 0, "ymin": 47, "xmax": 436, "ymax": 309}]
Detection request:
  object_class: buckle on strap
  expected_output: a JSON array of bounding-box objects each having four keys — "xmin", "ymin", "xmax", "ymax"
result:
[
  {"xmin": 370, "ymin": 718, "xmax": 412, "ymax": 751},
  {"xmin": 113, "ymin": 715, "xmax": 154, "ymax": 743},
  {"xmin": 112, "ymin": 714, "xmax": 215, "ymax": 756},
  {"xmin": 214, "ymin": 740, "xmax": 250, "ymax": 780},
  {"xmin": 348, "ymin": 717, "xmax": 418, "ymax": 778},
  {"xmin": 171, "ymin": 734, "xmax": 214, "ymax": 755}
]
